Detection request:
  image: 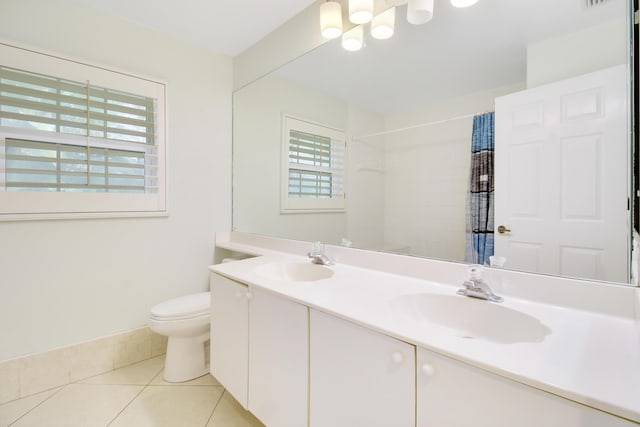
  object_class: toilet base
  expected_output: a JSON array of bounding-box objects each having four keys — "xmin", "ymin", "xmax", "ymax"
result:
[{"xmin": 163, "ymin": 332, "xmax": 210, "ymax": 382}]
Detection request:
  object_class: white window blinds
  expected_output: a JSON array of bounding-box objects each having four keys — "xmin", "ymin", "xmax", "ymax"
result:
[
  {"xmin": 0, "ymin": 66, "xmax": 158, "ymax": 194},
  {"xmin": 282, "ymin": 116, "xmax": 346, "ymax": 213},
  {"xmin": 0, "ymin": 42, "xmax": 166, "ymax": 220},
  {"xmin": 4, "ymin": 139, "xmax": 149, "ymax": 193},
  {"xmin": 0, "ymin": 66, "xmax": 155, "ymax": 145}
]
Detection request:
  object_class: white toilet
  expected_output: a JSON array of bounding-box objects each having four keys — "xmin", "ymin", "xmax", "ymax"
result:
[{"xmin": 149, "ymin": 292, "xmax": 211, "ymax": 382}]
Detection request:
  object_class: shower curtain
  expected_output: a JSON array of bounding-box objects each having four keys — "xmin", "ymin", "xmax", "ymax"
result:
[{"xmin": 464, "ymin": 112, "xmax": 495, "ymax": 265}]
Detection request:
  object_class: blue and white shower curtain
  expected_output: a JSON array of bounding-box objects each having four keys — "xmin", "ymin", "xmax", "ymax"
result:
[{"xmin": 464, "ymin": 112, "xmax": 495, "ymax": 265}]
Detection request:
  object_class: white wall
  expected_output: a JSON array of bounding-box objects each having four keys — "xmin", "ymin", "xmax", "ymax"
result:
[
  {"xmin": 346, "ymin": 106, "xmax": 386, "ymax": 250},
  {"xmin": 527, "ymin": 19, "xmax": 628, "ymax": 88},
  {"xmin": 0, "ymin": 0, "xmax": 232, "ymax": 361},
  {"xmin": 233, "ymin": 74, "xmax": 348, "ymax": 244}
]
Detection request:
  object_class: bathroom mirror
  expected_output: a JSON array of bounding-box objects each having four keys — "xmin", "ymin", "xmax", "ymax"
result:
[{"xmin": 233, "ymin": 0, "xmax": 635, "ymax": 285}]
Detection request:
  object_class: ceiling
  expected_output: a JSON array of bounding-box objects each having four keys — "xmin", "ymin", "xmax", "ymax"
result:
[
  {"xmin": 72, "ymin": 0, "xmax": 629, "ymax": 115},
  {"xmin": 72, "ymin": 0, "xmax": 318, "ymax": 57}
]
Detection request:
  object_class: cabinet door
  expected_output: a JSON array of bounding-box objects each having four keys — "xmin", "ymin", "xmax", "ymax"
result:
[
  {"xmin": 417, "ymin": 347, "xmax": 635, "ymax": 427},
  {"xmin": 210, "ymin": 273, "xmax": 249, "ymax": 408},
  {"xmin": 309, "ymin": 309, "xmax": 415, "ymax": 427},
  {"xmin": 248, "ymin": 287, "xmax": 309, "ymax": 427}
]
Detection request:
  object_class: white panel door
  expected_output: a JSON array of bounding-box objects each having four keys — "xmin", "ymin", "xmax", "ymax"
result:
[
  {"xmin": 248, "ymin": 287, "xmax": 308, "ymax": 427},
  {"xmin": 494, "ymin": 65, "xmax": 629, "ymax": 282},
  {"xmin": 309, "ymin": 309, "xmax": 415, "ymax": 427},
  {"xmin": 209, "ymin": 273, "xmax": 249, "ymax": 408}
]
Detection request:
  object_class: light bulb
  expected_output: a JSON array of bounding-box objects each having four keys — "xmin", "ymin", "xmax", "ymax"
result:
[
  {"xmin": 371, "ymin": 7, "xmax": 395, "ymax": 40},
  {"xmin": 450, "ymin": 0, "xmax": 479, "ymax": 7},
  {"xmin": 349, "ymin": 0, "xmax": 373, "ymax": 24},
  {"xmin": 342, "ymin": 25, "xmax": 364, "ymax": 51},
  {"xmin": 407, "ymin": 0, "xmax": 434, "ymax": 24},
  {"xmin": 320, "ymin": 1, "xmax": 343, "ymax": 39}
]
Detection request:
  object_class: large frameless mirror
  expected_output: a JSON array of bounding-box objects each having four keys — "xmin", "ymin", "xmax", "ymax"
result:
[{"xmin": 233, "ymin": 0, "xmax": 635, "ymax": 286}]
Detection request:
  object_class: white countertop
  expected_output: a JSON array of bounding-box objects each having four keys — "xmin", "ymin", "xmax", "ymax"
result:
[{"xmin": 210, "ymin": 247, "xmax": 640, "ymax": 423}]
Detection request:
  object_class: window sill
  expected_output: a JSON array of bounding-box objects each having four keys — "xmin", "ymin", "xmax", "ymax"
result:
[{"xmin": 0, "ymin": 210, "xmax": 169, "ymax": 222}]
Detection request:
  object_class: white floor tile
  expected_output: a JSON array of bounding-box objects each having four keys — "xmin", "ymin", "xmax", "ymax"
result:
[
  {"xmin": 2, "ymin": 356, "xmax": 267, "ymax": 427},
  {"xmin": 206, "ymin": 391, "xmax": 265, "ymax": 427},
  {"xmin": 109, "ymin": 385, "xmax": 223, "ymax": 427},
  {"xmin": 79, "ymin": 356, "xmax": 164, "ymax": 385},
  {"xmin": 10, "ymin": 384, "xmax": 142, "ymax": 427},
  {"xmin": 0, "ymin": 387, "xmax": 61, "ymax": 426}
]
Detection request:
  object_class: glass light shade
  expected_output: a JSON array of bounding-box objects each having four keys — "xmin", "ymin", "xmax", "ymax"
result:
[
  {"xmin": 342, "ymin": 25, "xmax": 364, "ymax": 51},
  {"xmin": 349, "ymin": 0, "xmax": 374, "ymax": 24},
  {"xmin": 450, "ymin": 0, "xmax": 479, "ymax": 7},
  {"xmin": 371, "ymin": 7, "xmax": 395, "ymax": 40},
  {"xmin": 407, "ymin": 0, "xmax": 434, "ymax": 24},
  {"xmin": 320, "ymin": 1, "xmax": 343, "ymax": 39}
]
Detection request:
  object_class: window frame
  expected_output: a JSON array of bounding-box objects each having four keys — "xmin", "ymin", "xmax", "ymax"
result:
[
  {"xmin": 0, "ymin": 42, "xmax": 167, "ymax": 221},
  {"xmin": 281, "ymin": 114, "xmax": 346, "ymax": 214}
]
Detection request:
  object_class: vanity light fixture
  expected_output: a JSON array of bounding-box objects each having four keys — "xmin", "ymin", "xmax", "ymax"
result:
[
  {"xmin": 371, "ymin": 7, "xmax": 395, "ymax": 39},
  {"xmin": 320, "ymin": 1, "xmax": 343, "ymax": 39},
  {"xmin": 321, "ymin": 0, "xmax": 480, "ymax": 50},
  {"xmin": 450, "ymin": 0, "xmax": 479, "ymax": 7},
  {"xmin": 342, "ymin": 25, "xmax": 364, "ymax": 51},
  {"xmin": 407, "ymin": 0, "xmax": 434, "ymax": 24},
  {"xmin": 349, "ymin": 0, "xmax": 374, "ymax": 24}
]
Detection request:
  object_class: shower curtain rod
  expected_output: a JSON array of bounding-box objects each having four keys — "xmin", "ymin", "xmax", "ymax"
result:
[{"xmin": 353, "ymin": 110, "xmax": 494, "ymax": 141}]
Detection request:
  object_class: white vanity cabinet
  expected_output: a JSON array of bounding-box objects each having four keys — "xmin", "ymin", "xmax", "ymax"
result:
[
  {"xmin": 417, "ymin": 347, "xmax": 636, "ymax": 427},
  {"xmin": 309, "ymin": 309, "xmax": 415, "ymax": 427},
  {"xmin": 210, "ymin": 273, "xmax": 250, "ymax": 408},
  {"xmin": 248, "ymin": 286, "xmax": 308, "ymax": 427},
  {"xmin": 210, "ymin": 273, "xmax": 308, "ymax": 427},
  {"xmin": 210, "ymin": 268, "xmax": 638, "ymax": 427}
]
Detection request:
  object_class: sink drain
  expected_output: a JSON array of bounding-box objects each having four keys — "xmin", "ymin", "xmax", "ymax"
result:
[{"xmin": 449, "ymin": 328, "xmax": 476, "ymax": 339}]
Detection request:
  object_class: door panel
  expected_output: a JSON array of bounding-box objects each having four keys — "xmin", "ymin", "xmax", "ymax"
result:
[{"xmin": 495, "ymin": 65, "xmax": 629, "ymax": 282}]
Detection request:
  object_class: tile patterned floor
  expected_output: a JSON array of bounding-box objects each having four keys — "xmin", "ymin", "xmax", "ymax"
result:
[{"xmin": 0, "ymin": 356, "xmax": 265, "ymax": 427}]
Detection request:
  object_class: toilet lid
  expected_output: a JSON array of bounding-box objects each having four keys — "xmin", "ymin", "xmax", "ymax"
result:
[{"xmin": 150, "ymin": 292, "xmax": 210, "ymax": 320}]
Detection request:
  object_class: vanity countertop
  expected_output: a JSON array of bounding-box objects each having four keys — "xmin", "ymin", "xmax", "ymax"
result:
[{"xmin": 209, "ymin": 247, "xmax": 640, "ymax": 423}]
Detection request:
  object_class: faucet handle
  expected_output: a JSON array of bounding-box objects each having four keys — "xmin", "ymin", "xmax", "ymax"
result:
[
  {"xmin": 468, "ymin": 264, "xmax": 483, "ymax": 280},
  {"xmin": 310, "ymin": 241, "xmax": 324, "ymax": 256}
]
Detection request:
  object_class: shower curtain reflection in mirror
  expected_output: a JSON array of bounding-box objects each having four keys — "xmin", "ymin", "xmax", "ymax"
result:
[{"xmin": 465, "ymin": 112, "xmax": 495, "ymax": 265}]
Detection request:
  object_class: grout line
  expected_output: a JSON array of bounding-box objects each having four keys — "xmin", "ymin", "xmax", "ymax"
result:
[
  {"xmin": 105, "ymin": 362, "xmax": 164, "ymax": 426},
  {"xmin": 148, "ymin": 367, "xmax": 164, "ymax": 386},
  {"xmin": 71, "ymin": 355, "xmax": 166, "ymax": 385},
  {"xmin": 204, "ymin": 388, "xmax": 226, "ymax": 426},
  {"xmin": 8, "ymin": 385, "xmax": 66, "ymax": 426},
  {"xmin": 105, "ymin": 384, "xmax": 148, "ymax": 427}
]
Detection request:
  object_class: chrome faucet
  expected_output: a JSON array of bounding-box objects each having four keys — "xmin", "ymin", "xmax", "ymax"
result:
[
  {"xmin": 456, "ymin": 265, "xmax": 503, "ymax": 303},
  {"xmin": 307, "ymin": 241, "xmax": 334, "ymax": 266}
]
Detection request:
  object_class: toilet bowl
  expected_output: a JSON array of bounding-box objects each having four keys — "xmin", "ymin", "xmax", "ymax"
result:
[{"xmin": 149, "ymin": 292, "xmax": 211, "ymax": 382}]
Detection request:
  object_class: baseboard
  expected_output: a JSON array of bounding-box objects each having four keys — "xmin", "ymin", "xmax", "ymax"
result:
[{"xmin": 0, "ymin": 326, "xmax": 167, "ymax": 404}]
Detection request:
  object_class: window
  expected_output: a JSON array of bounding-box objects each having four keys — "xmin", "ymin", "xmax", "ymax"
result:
[
  {"xmin": 282, "ymin": 115, "xmax": 346, "ymax": 213},
  {"xmin": 4, "ymin": 139, "xmax": 148, "ymax": 193},
  {"xmin": 0, "ymin": 43, "xmax": 166, "ymax": 220}
]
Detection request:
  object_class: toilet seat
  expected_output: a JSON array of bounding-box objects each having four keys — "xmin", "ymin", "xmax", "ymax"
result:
[{"xmin": 150, "ymin": 292, "xmax": 210, "ymax": 321}]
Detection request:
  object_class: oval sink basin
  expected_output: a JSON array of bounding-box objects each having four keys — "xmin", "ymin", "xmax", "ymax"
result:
[
  {"xmin": 391, "ymin": 294, "xmax": 551, "ymax": 344},
  {"xmin": 253, "ymin": 262, "xmax": 334, "ymax": 282}
]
